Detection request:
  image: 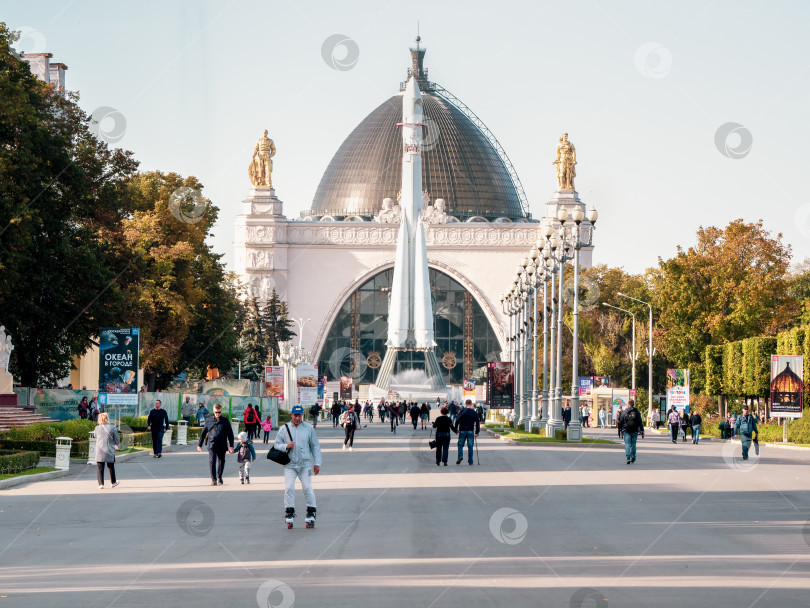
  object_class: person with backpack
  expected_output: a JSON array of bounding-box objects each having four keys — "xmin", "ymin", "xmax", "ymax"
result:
[
  {"xmin": 330, "ymin": 401, "xmax": 342, "ymax": 427},
  {"xmin": 690, "ymin": 410, "xmax": 702, "ymax": 444},
  {"xmin": 243, "ymin": 403, "xmax": 261, "ymax": 441},
  {"xmin": 309, "ymin": 403, "xmax": 321, "ymax": 428},
  {"xmin": 618, "ymin": 399, "xmax": 644, "ymax": 464},
  {"xmin": 733, "ymin": 404, "xmax": 759, "ymax": 460}
]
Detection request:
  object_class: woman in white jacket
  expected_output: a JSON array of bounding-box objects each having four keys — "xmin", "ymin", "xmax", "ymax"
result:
[{"xmin": 95, "ymin": 412, "xmax": 120, "ymax": 489}]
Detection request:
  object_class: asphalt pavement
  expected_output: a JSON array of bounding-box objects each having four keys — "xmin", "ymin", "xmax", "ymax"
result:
[{"xmin": 1, "ymin": 416, "xmax": 809, "ymax": 607}]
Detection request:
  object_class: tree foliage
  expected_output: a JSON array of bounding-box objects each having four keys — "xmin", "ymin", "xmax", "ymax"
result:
[{"xmin": 0, "ymin": 24, "xmax": 138, "ymax": 385}]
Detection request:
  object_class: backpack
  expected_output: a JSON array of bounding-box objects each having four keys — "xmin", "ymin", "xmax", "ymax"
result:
[
  {"xmin": 623, "ymin": 408, "xmax": 641, "ymax": 433},
  {"xmin": 738, "ymin": 414, "xmax": 752, "ymax": 435}
]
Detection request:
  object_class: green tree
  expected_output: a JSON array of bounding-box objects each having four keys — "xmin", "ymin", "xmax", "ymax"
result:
[
  {"xmin": 235, "ymin": 290, "xmax": 295, "ymax": 381},
  {"xmin": 0, "ymin": 24, "xmax": 138, "ymax": 386},
  {"xmin": 114, "ymin": 171, "xmax": 240, "ymax": 390},
  {"xmin": 654, "ymin": 219, "xmax": 794, "ymax": 375}
]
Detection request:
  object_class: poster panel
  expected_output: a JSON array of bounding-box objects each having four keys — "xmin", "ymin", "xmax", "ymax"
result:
[
  {"xmin": 666, "ymin": 386, "xmax": 689, "ymax": 411},
  {"xmin": 297, "ymin": 364, "xmax": 318, "ymax": 407},
  {"xmin": 264, "ymin": 366, "xmax": 285, "ymax": 402},
  {"xmin": 98, "ymin": 328, "xmax": 139, "ymax": 394},
  {"xmin": 317, "ymin": 376, "xmax": 327, "ymax": 407},
  {"xmin": 463, "ymin": 379, "xmax": 476, "ymax": 398},
  {"xmin": 770, "ymin": 355, "xmax": 804, "ymax": 418},
  {"xmin": 666, "ymin": 369, "xmax": 690, "ymax": 388},
  {"xmin": 578, "ymin": 376, "xmax": 593, "ymax": 397},
  {"xmin": 486, "ymin": 362, "xmax": 514, "ymax": 409},
  {"xmin": 339, "ymin": 376, "xmax": 353, "ymax": 400},
  {"xmin": 594, "ymin": 376, "xmax": 611, "ymax": 389}
]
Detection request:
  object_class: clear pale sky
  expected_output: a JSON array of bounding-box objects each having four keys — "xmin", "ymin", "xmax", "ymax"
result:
[{"xmin": 7, "ymin": 0, "xmax": 810, "ymax": 274}]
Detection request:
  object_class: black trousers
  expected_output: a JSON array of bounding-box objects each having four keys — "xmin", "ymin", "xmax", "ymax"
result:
[
  {"xmin": 435, "ymin": 432, "xmax": 451, "ymax": 464},
  {"xmin": 208, "ymin": 448, "xmax": 227, "ymax": 481},
  {"xmin": 151, "ymin": 428, "xmax": 165, "ymax": 455},
  {"xmin": 97, "ymin": 461, "xmax": 116, "ymax": 485},
  {"xmin": 344, "ymin": 424, "xmax": 356, "ymax": 447},
  {"xmin": 246, "ymin": 423, "xmax": 256, "ymax": 441}
]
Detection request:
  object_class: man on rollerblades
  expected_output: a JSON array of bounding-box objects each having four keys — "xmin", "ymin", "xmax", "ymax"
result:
[{"xmin": 274, "ymin": 405, "xmax": 322, "ymax": 528}]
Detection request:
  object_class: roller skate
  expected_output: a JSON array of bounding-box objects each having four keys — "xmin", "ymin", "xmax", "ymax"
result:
[
  {"xmin": 305, "ymin": 506, "xmax": 316, "ymax": 529},
  {"xmin": 285, "ymin": 507, "xmax": 295, "ymax": 529}
]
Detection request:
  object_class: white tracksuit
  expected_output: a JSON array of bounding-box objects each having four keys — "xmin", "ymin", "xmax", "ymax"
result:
[{"xmin": 273, "ymin": 422, "xmax": 322, "ymax": 509}]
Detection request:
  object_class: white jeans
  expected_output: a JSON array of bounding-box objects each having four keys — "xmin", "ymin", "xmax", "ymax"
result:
[
  {"xmin": 284, "ymin": 466, "xmax": 316, "ymax": 509},
  {"xmin": 238, "ymin": 461, "xmax": 250, "ymax": 480}
]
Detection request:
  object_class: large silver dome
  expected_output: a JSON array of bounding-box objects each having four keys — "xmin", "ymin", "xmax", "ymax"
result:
[{"xmin": 308, "ymin": 44, "xmax": 526, "ymax": 222}]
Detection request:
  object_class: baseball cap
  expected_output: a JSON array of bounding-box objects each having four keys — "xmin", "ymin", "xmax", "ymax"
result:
[
  {"xmin": 291, "ymin": 405, "xmax": 304, "ymax": 415},
  {"xmin": 238, "ymin": 431, "xmax": 248, "ymax": 440}
]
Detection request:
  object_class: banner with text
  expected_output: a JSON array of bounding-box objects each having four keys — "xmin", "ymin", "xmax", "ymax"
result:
[
  {"xmin": 297, "ymin": 364, "xmax": 318, "ymax": 406},
  {"xmin": 264, "ymin": 366, "xmax": 284, "ymax": 402},
  {"xmin": 98, "ymin": 328, "xmax": 139, "ymax": 395},
  {"xmin": 770, "ymin": 355, "xmax": 804, "ymax": 418}
]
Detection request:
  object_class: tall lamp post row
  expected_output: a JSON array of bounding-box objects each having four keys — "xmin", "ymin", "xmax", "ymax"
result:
[{"xmin": 499, "ymin": 204, "xmax": 598, "ymax": 441}]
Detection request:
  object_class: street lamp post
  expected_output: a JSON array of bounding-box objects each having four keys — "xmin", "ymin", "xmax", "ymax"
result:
[
  {"xmin": 528, "ymin": 248, "xmax": 541, "ymax": 429},
  {"xmin": 618, "ymin": 292, "xmax": 653, "ymax": 415},
  {"xmin": 539, "ymin": 246, "xmax": 550, "ymax": 428},
  {"xmin": 293, "ymin": 317, "xmax": 311, "ymax": 348},
  {"xmin": 566, "ymin": 205, "xmax": 598, "ymax": 442},
  {"xmin": 543, "ymin": 232, "xmax": 564, "ymax": 438},
  {"xmin": 602, "ymin": 303, "xmax": 636, "ymax": 389}
]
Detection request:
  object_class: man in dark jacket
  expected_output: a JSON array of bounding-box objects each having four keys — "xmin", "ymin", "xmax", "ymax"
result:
[
  {"xmin": 453, "ymin": 400, "xmax": 480, "ymax": 465},
  {"xmin": 330, "ymin": 401, "xmax": 341, "ymax": 427},
  {"xmin": 618, "ymin": 399, "xmax": 644, "ymax": 464},
  {"xmin": 733, "ymin": 404, "xmax": 759, "ymax": 460},
  {"xmin": 197, "ymin": 404, "xmax": 235, "ymax": 485},
  {"xmin": 146, "ymin": 400, "xmax": 170, "ymax": 458}
]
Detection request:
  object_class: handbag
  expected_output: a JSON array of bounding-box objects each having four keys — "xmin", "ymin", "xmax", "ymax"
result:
[{"xmin": 267, "ymin": 424, "xmax": 292, "ymax": 465}]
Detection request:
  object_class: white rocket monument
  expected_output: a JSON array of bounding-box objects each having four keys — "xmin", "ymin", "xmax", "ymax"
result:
[{"xmin": 374, "ymin": 75, "xmax": 445, "ymax": 391}]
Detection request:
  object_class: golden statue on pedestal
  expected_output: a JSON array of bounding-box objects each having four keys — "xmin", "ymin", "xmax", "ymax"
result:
[
  {"xmin": 249, "ymin": 130, "xmax": 276, "ymax": 188},
  {"xmin": 553, "ymin": 132, "xmax": 576, "ymax": 191}
]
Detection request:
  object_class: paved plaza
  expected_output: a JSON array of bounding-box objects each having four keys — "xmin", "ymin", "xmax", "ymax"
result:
[{"xmin": 1, "ymin": 422, "xmax": 809, "ymax": 607}]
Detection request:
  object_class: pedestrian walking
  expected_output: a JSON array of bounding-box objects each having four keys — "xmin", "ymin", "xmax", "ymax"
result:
[
  {"xmin": 690, "ymin": 411, "xmax": 702, "ymax": 444},
  {"xmin": 197, "ymin": 404, "xmax": 235, "ymax": 485},
  {"xmin": 580, "ymin": 404, "xmax": 590, "ymax": 427},
  {"xmin": 410, "ymin": 403, "xmax": 420, "ymax": 429},
  {"xmin": 680, "ymin": 410, "xmax": 690, "ymax": 443},
  {"xmin": 667, "ymin": 408, "xmax": 680, "ymax": 443},
  {"xmin": 78, "ymin": 396, "xmax": 90, "ymax": 420},
  {"xmin": 563, "ymin": 404, "xmax": 572, "ymax": 429},
  {"xmin": 340, "ymin": 405, "xmax": 360, "ymax": 450},
  {"xmin": 181, "ymin": 395, "xmax": 195, "ymax": 424},
  {"xmin": 617, "ymin": 399, "xmax": 644, "ymax": 464},
  {"xmin": 243, "ymin": 403, "xmax": 261, "ymax": 441},
  {"xmin": 420, "ymin": 403, "xmax": 429, "ymax": 429},
  {"xmin": 453, "ymin": 399, "xmax": 480, "ymax": 465},
  {"xmin": 146, "ymin": 400, "xmax": 170, "ymax": 458},
  {"xmin": 94, "ymin": 412, "xmax": 120, "ymax": 489},
  {"xmin": 309, "ymin": 403, "xmax": 321, "ymax": 428},
  {"xmin": 389, "ymin": 403, "xmax": 399, "ymax": 433},
  {"xmin": 651, "ymin": 409, "xmax": 660, "ymax": 430},
  {"xmin": 196, "ymin": 403, "xmax": 209, "ymax": 426},
  {"xmin": 448, "ymin": 401, "xmax": 458, "ymax": 424},
  {"xmin": 274, "ymin": 405, "xmax": 322, "ymax": 528},
  {"xmin": 432, "ymin": 406, "xmax": 456, "ymax": 466},
  {"xmin": 90, "ymin": 396, "xmax": 102, "ymax": 423},
  {"xmin": 235, "ymin": 432, "xmax": 257, "ymax": 484},
  {"xmin": 330, "ymin": 401, "xmax": 341, "ymax": 427},
  {"xmin": 261, "ymin": 415, "xmax": 273, "ymax": 443},
  {"xmin": 733, "ymin": 405, "xmax": 759, "ymax": 460},
  {"xmin": 598, "ymin": 407, "xmax": 606, "ymax": 428}
]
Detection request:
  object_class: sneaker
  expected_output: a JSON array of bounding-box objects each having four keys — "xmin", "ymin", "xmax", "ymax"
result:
[
  {"xmin": 211, "ymin": 481, "xmax": 218, "ymax": 486},
  {"xmin": 469, "ymin": 462, "xmax": 473, "ymax": 466},
  {"xmin": 218, "ymin": 478, "xmax": 223, "ymax": 485},
  {"xmin": 246, "ymin": 478, "xmax": 250, "ymax": 484},
  {"xmin": 631, "ymin": 458, "xmax": 635, "ymax": 463},
  {"xmin": 98, "ymin": 484, "xmax": 104, "ymax": 489},
  {"xmin": 443, "ymin": 462, "xmax": 447, "ymax": 466},
  {"xmin": 456, "ymin": 458, "xmax": 462, "ymax": 465},
  {"xmin": 436, "ymin": 462, "xmax": 440, "ymax": 466},
  {"xmin": 626, "ymin": 459, "xmax": 631, "ymax": 465},
  {"xmin": 349, "ymin": 447, "xmax": 354, "ymax": 451},
  {"xmin": 342, "ymin": 445, "xmax": 346, "ymax": 450},
  {"xmin": 112, "ymin": 482, "xmax": 119, "ymax": 488},
  {"xmin": 240, "ymin": 479, "xmax": 244, "ymax": 484},
  {"xmin": 157, "ymin": 454, "xmax": 162, "ymax": 458}
]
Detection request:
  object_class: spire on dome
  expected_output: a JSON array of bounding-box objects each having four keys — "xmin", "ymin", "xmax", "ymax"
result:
[{"xmin": 403, "ymin": 35, "xmax": 432, "ymax": 92}]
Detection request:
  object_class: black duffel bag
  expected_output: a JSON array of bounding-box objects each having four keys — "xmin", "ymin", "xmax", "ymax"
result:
[{"xmin": 267, "ymin": 423, "xmax": 292, "ymax": 465}]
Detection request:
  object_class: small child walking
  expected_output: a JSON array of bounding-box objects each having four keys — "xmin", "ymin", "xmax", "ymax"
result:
[
  {"xmin": 261, "ymin": 415, "xmax": 273, "ymax": 444},
  {"xmin": 236, "ymin": 431, "xmax": 257, "ymax": 484}
]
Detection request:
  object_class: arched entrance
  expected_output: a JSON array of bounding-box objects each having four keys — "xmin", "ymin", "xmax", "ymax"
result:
[{"xmin": 316, "ymin": 267, "xmax": 501, "ymax": 385}]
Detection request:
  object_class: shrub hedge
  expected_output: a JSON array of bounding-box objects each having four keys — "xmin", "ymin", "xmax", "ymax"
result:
[
  {"xmin": 0, "ymin": 419, "xmax": 96, "ymax": 442},
  {"xmin": 0, "ymin": 451, "xmax": 40, "ymax": 475},
  {"xmin": 0, "ymin": 440, "xmax": 90, "ymax": 458}
]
